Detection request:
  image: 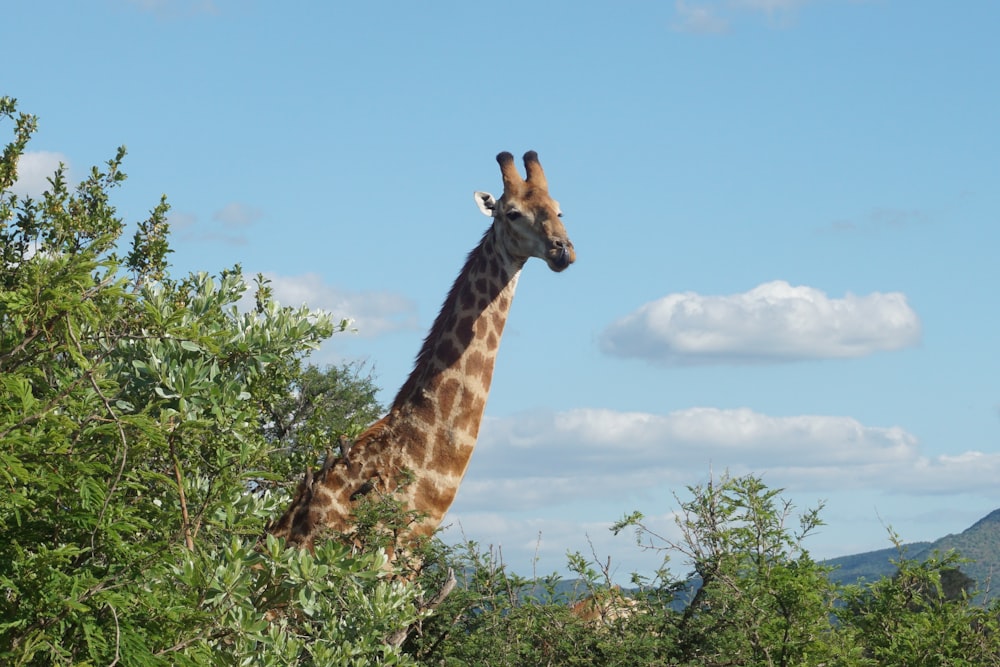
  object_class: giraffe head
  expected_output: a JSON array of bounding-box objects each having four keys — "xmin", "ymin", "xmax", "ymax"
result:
[{"xmin": 474, "ymin": 151, "xmax": 576, "ymax": 272}]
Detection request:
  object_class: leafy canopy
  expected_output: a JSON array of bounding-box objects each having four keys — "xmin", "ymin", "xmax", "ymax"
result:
[{"xmin": 0, "ymin": 97, "xmax": 420, "ymax": 666}]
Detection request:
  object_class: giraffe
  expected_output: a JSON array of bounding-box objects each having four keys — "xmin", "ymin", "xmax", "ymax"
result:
[
  {"xmin": 569, "ymin": 587, "xmax": 641, "ymax": 627},
  {"xmin": 267, "ymin": 150, "xmax": 575, "ymax": 551}
]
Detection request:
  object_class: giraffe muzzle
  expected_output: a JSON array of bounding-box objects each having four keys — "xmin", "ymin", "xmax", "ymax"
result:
[{"xmin": 548, "ymin": 239, "xmax": 575, "ymax": 272}]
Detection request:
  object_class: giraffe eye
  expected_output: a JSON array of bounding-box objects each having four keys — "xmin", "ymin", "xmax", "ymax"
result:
[{"xmin": 506, "ymin": 209, "xmax": 522, "ymax": 220}]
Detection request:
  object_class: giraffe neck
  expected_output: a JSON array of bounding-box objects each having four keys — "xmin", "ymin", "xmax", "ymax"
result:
[
  {"xmin": 395, "ymin": 225, "xmax": 522, "ymax": 409},
  {"xmin": 386, "ymin": 224, "xmax": 523, "ymax": 516},
  {"xmin": 266, "ymin": 224, "xmax": 526, "ymax": 548}
]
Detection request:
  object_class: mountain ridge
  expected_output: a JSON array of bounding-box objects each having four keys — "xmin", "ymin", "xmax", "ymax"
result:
[{"xmin": 824, "ymin": 507, "xmax": 1000, "ymax": 596}]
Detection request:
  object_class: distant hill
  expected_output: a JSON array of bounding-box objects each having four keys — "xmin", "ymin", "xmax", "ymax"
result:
[
  {"xmin": 824, "ymin": 541, "xmax": 933, "ymax": 586},
  {"xmin": 506, "ymin": 509, "xmax": 1000, "ymax": 607},
  {"xmin": 929, "ymin": 509, "xmax": 1000, "ymax": 591},
  {"xmin": 824, "ymin": 508, "xmax": 1000, "ymax": 598}
]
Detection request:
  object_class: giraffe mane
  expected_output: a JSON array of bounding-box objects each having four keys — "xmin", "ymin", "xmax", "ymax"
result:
[{"xmin": 392, "ymin": 226, "xmax": 495, "ymax": 411}]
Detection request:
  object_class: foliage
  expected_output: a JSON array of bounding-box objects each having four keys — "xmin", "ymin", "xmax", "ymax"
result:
[
  {"xmin": 405, "ymin": 540, "xmax": 642, "ymax": 666},
  {"xmin": 409, "ymin": 474, "xmax": 1000, "ymax": 666},
  {"xmin": 610, "ymin": 472, "xmax": 840, "ymax": 666},
  {"xmin": 5, "ymin": 97, "xmax": 1000, "ymax": 666},
  {"xmin": 834, "ymin": 544, "xmax": 999, "ymax": 666},
  {"xmin": 0, "ymin": 97, "xmax": 415, "ymax": 665},
  {"xmin": 260, "ymin": 353, "xmax": 383, "ymax": 486}
]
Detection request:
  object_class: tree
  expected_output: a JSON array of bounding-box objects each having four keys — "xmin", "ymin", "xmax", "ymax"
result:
[
  {"xmin": 0, "ymin": 97, "xmax": 418, "ymax": 666},
  {"xmin": 836, "ymin": 544, "xmax": 1000, "ymax": 666},
  {"xmin": 614, "ymin": 472, "xmax": 840, "ymax": 666},
  {"xmin": 403, "ymin": 539, "xmax": 631, "ymax": 666},
  {"xmin": 260, "ymin": 358, "xmax": 383, "ymax": 486},
  {"xmin": 413, "ymin": 474, "xmax": 843, "ymax": 666},
  {"xmin": 413, "ymin": 472, "xmax": 1000, "ymax": 665}
]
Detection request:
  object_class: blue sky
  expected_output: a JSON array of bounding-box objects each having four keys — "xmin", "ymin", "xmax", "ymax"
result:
[{"xmin": 7, "ymin": 0, "xmax": 1000, "ymax": 582}]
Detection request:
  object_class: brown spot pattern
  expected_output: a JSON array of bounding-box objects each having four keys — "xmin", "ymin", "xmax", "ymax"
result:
[
  {"xmin": 435, "ymin": 339, "xmax": 461, "ymax": 367},
  {"xmin": 455, "ymin": 316, "xmax": 475, "ymax": 347},
  {"xmin": 437, "ymin": 377, "xmax": 459, "ymax": 418}
]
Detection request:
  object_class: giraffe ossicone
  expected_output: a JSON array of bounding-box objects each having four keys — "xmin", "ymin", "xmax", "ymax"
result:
[{"xmin": 268, "ymin": 151, "xmax": 575, "ymax": 551}]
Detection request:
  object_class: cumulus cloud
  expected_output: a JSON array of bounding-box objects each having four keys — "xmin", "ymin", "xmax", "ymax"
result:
[
  {"xmin": 258, "ymin": 271, "xmax": 418, "ymax": 338},
  {"xmin": 600, "ymin": 281, "xmax": 921, "ymax": 365},
  {"xmin": 453, "ymin": 407, "xmax": 1000, "ymax": 514},
  {"xmin": 10, "ymin": 151, "xmax": 69, "ymax": 197},
  {"xmin": 443, "ymin": 404, "xmax": 1000, "ymax": 579}
]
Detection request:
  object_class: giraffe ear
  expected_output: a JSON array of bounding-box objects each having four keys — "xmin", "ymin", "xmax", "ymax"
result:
[{"xmin": 474, "ymin": 191, "xmax": 497, "ymax": 217}]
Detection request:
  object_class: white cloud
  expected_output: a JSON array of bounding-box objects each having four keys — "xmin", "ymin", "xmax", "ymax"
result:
[
  {"xmin": 453, "ymin": 406, "xmax": 1000, "ymax": 513},
  {"xmin": 445, "ymin": 404, "xmax": 999, "ymax": 580},
  {"xmin": 213, "ymin": 202, "xmax": 263, "ymax": 228},
  {"xmin": 10, "ymin": 151, "xmax": 69, "ymax": 197},
  {"xmin": 600, "ymin": 281, "xmax": 920, "ymax": 365},
  {"xmin": 259, "ymin": 271, "xmax": 418, "ymax": 338}
]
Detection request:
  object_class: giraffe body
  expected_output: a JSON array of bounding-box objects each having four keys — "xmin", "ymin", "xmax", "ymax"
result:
[
  {"xmin": 268, "ymin": 151, "xmax": 574, "ymax": 549},
  {"xmin": 569, "ymin": 588, "xmax": 641, "ymax": 627}
]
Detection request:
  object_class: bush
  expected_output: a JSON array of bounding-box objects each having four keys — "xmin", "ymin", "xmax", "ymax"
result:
[{"xmin": 0, "ymin": 97, "xmax": 416, "ymax": 666}]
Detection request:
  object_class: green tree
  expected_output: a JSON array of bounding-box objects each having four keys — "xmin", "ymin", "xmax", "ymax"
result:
[
  {"xmin": 407, "ymin": 472, "xmax": 1000, "ymax": 666},
  {"xmin": 415, "ymin": 474, "xmax": 841, "ymax": 666},
  {"xmin": 614, "ymin": 472, "xmax": 840, "ymax": 666},
  {"xmin": 405, "ymin": 540, "xmax": 626, "ymax": 666},
  {"xmin": 0, "ymin": 97, "xmax": 418, "ymax": 666},
  {"xmin": 835, "ymin": 545, "xmax": 1000, "ymax": 666},
  {"xmin": 261, "ymin": 359, "xmax": 383, "ymax": 486}
]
